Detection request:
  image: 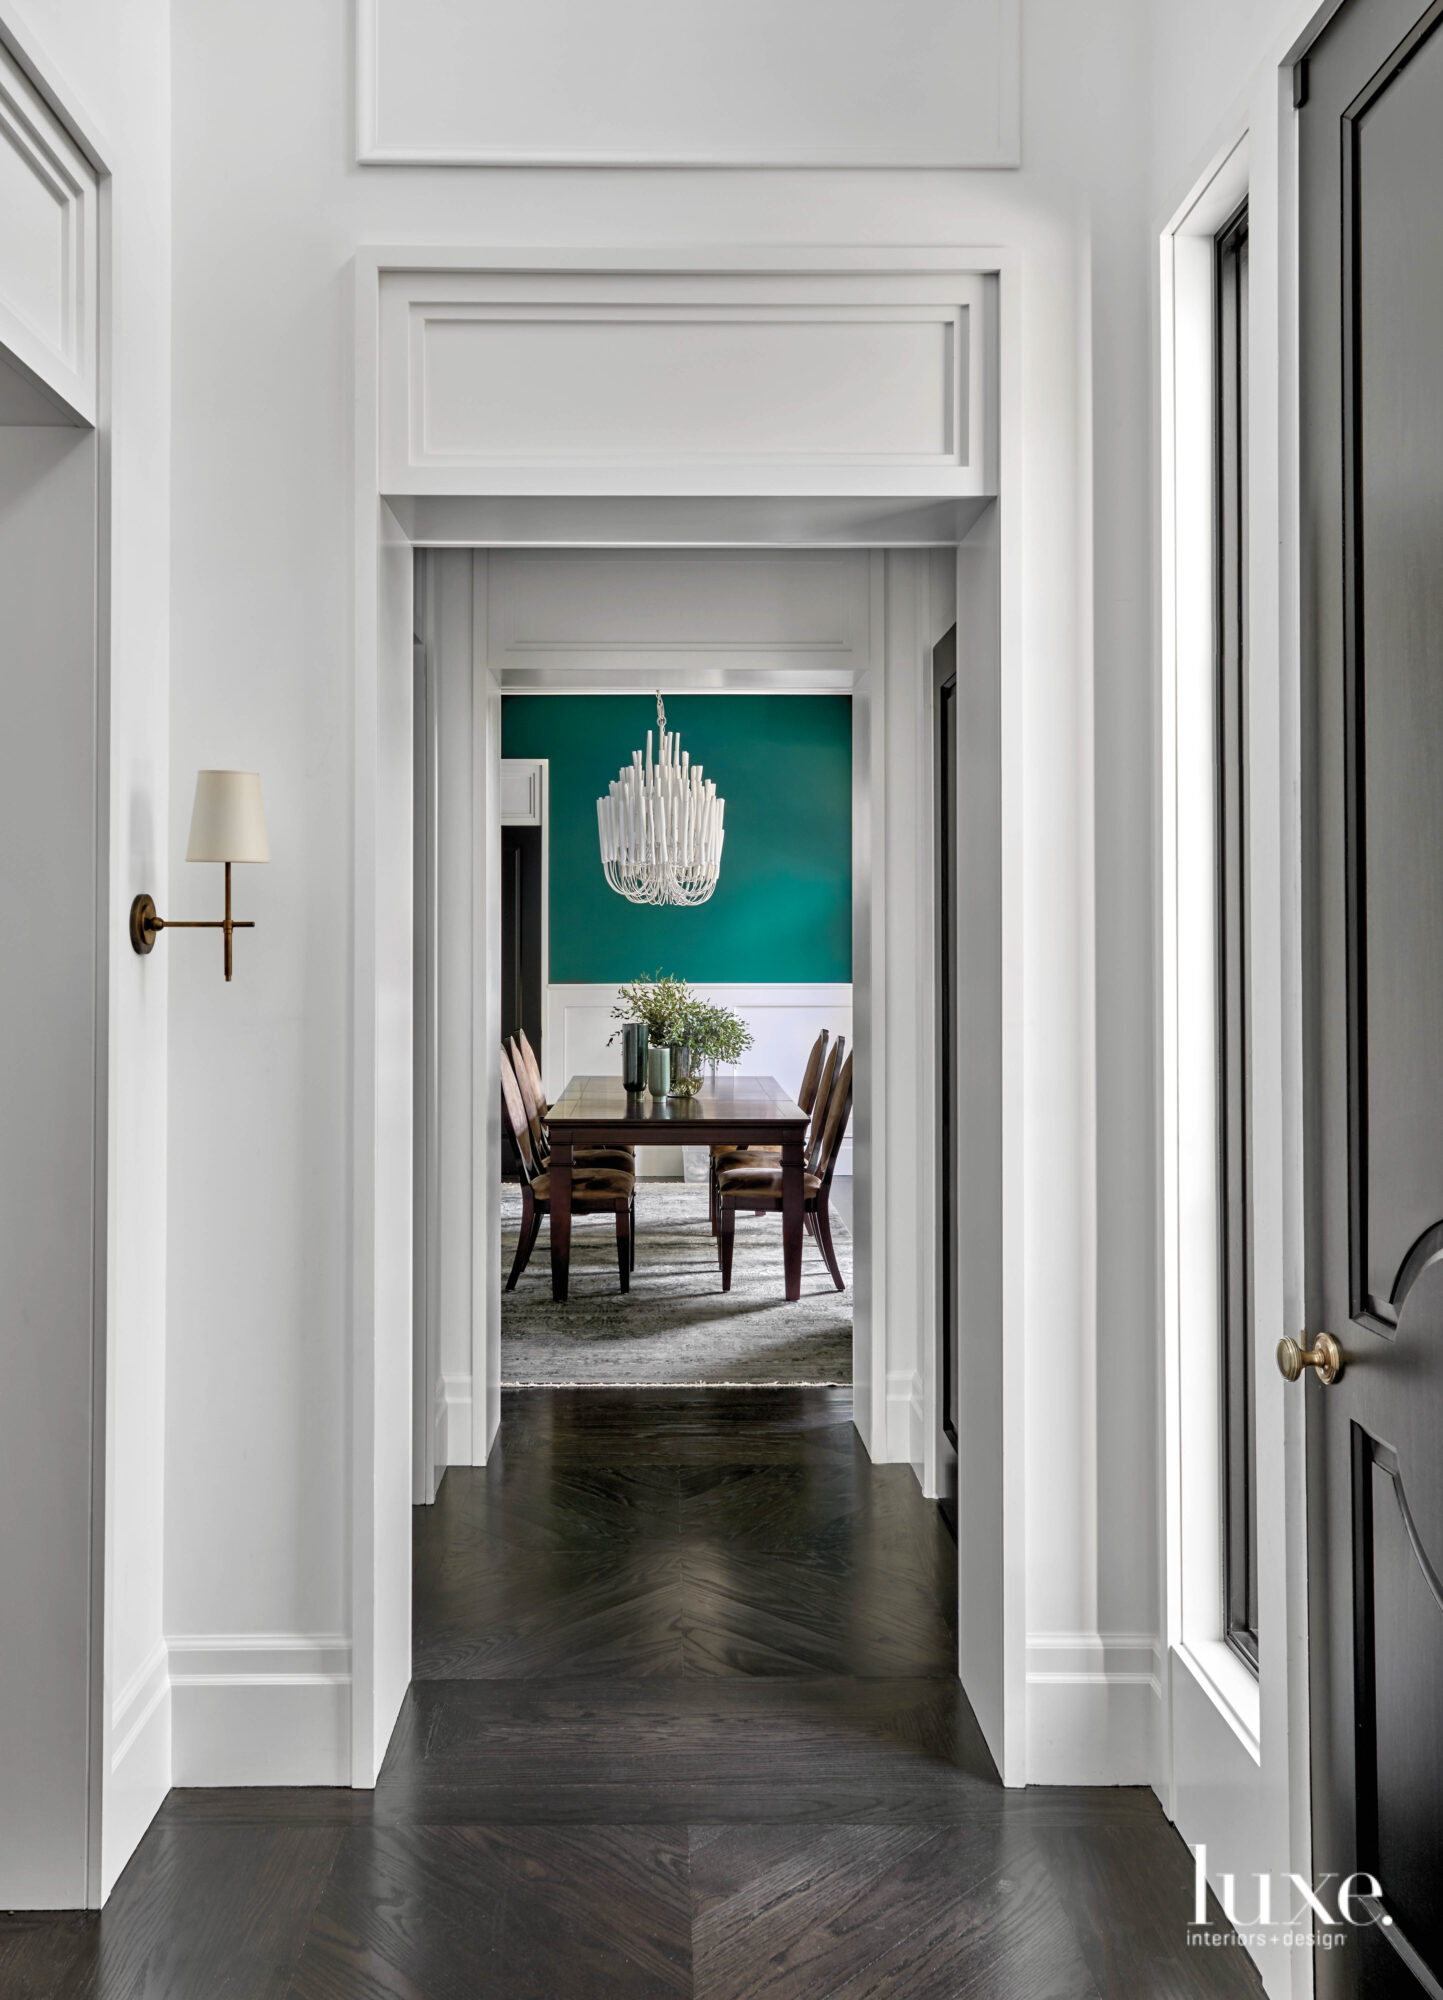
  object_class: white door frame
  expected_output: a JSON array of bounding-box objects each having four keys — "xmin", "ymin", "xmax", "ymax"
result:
[
  {"xmin": 352, "ymin": 246, "xmax": 1034, "ymax": 1790},
  {"xmin": 1154, "ymin": 67, "xmax": 1315, "ymax": 1999},
  {"xmin": 0, "ymin": 5, "xmax": 116, "ymax": 1911}
]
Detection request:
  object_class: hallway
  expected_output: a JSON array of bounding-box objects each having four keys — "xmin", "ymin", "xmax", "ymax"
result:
[{"xmin": 1, "ymin": 1390, "xmax": 1262, "ymax": 1997}]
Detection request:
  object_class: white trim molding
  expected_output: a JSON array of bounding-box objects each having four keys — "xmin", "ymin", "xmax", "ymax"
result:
[
  {"xmin": 1154, "ymin": 76, "xmax": 1313, "ymax": 1998},
  {"xmin": 1026, "ymin": 1632, "xmax": 1163, "ymax": 1785},
  {"xmin": 103, "ymin": 1642, "xmax": 171, "ymax": 1893},
  {"xmin": 884, "ymin": 1369, "xmax": 927, "ymax": 1472},
  {"xmin": 488, "ymin": 549, "xmax": 875, "ymax": 690},
  {"xmin": 168, "ymin": 1636, "xmax": 352, "ymax": 1788},
  {"xmin": 442, "ymin": 1373, "xmax": 473, "ymax": 1467},
  {"xmin": 0, "ymin": 33, "xmax": 98, "ymax": 423},
  {"xmin": 377, "ymin": 261, "xmax": 996, "ymax": 501},
  {"xmin": 355, "ymin": 0, "xmax": 1020, "ymax": 172},
  {"xmin": 353, "ymin": 246, "xmax": 1033, "ymax": 1810}
]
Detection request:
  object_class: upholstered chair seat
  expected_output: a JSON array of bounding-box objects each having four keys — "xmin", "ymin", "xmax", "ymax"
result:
[
  {"xmin": 715, "ymin": 1166, "xmax": 823, "ymax": 1200},
  {"xmin": 710, "ymin": 1142, "xmax": 781, "ymax": 1173},
  {"xmin": 531, "ymin": 1166, "xmax": 636, "ymax": 1200}
]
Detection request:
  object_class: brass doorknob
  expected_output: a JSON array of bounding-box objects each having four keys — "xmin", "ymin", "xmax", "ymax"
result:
[{"xmin": 1276, "ymin": 1332, "xmax": 1343, "ymax": 1386}]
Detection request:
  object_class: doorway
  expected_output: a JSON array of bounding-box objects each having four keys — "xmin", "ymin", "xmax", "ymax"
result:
[
  {"xmin": 489, "ymin": 680, "xmax": 858, "ymax": 1390},
  {"xmin": 499, "ymin": 796, "xmax": 544, "ymax": 1188},
  {"xmin": 933, "ymin": 624, "xmax": 959, "ymax": 1540},
  {"xmin": 352, "ymin": 249, "xmax": 1029, "ymax": 1789}
]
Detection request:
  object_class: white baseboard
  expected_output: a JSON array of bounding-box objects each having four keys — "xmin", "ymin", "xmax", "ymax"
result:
[
  {"xmin": 1025, "ymin": 1631, "xmax": 1162, "ymax": 1784},
  {"xmin": 168, "ymin": 1634, "xmax": 352, "ymax": 1787},
  {"xmin": 883, "ymin": 1368, "xmax": 914, "ymax": 1463},
  {"xmin": 103, "ymin": 1638, "xmax": 172, "ymax": 1896},
  {"xmin": 908, "ymin": 1371, "xmax": 926, "ymax": 1482},
  {"xmin": 432, "ymin": 1374, "xmax": 448, "ymax": 1486},
  {"xmin": 442, "ymin": 1373, "xmax": 473, "ymax": 1464}
]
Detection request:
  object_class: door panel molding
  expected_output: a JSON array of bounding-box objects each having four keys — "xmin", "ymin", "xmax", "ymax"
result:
[
  {"xmin": 1338, "ymin": 0, "xmax": 1443, "ymax": 1334},
  {"xmin": 1351, "ymin": 1423, "xmax": 1443, "ymax": 1989}
]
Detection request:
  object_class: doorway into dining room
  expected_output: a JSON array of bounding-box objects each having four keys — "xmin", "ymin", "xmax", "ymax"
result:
[
  {"xmin": 408, "ymin": 540, "xmax": 965, "ymax": 1503},
  {"xmin": 494, "ymin": 687, "xmax": 856, "ymax": 1393}
]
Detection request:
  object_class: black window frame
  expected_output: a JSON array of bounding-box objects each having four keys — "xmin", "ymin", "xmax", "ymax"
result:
[{"xmin": 1214, "ymin": 201, "xmax": 1257, "ymax": 1674}]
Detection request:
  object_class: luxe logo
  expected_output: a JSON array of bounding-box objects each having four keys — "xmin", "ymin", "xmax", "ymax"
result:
[{"xmin": 1192, "ymin": 1844, "xmax": 1392, "ymax": 1932}]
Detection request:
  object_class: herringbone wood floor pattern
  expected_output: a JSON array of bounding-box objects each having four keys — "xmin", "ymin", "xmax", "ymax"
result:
[{"xmin": 0, "ymin": 1390, "xmax": 1264, "ymax": 1998}]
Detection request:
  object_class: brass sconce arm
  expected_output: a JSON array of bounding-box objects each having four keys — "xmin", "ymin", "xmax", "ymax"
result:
[{"xmin": 130, "ymin": 863, "xmax": 255, "ymax": 982}]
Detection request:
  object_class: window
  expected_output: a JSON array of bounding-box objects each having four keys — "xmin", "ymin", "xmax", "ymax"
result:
[{"xmin": 1214, "ymin": 204, "xmax": 1256, "ymax": 1671}]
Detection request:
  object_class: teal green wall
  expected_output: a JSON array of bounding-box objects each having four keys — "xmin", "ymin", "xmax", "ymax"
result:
[{"xmin": 501, "ymin": 695, "xmax": 853, "ymax": 983}]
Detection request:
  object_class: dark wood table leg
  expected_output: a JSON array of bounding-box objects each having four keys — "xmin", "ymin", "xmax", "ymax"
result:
[
  {"xmin": 781, "ymin": 1137, "xmax": 804, "ymax": 1302},
  {"xmin": 550, "ymin": 1137, "xmax": 573, "ymax": 1302}
]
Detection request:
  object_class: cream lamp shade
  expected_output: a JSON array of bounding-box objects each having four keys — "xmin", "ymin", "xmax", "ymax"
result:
[{"xmin": 186, "ymin": 770, "xmax": 270, "ymax": 864}]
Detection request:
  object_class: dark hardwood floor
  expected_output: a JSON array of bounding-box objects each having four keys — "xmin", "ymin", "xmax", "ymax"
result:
[{"xmin": 0, "ymin": 1388, "xmax": 1263, "ymax": 1998}]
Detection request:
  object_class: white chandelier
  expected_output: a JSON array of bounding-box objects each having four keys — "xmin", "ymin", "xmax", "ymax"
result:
[{"xmin": 597, "ymin": 692, "xmax": 726, "ymax": 907}]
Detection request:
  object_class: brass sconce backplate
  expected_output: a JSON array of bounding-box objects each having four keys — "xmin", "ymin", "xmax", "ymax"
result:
[{"xmin": 130, "ymin": 894, "xmax": 160, "ymax": 955}]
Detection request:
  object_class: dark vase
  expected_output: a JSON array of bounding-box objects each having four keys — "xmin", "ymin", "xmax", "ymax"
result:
[{"xmin": 621, "ymin": 1022, "xmax": 649, "ymax": 1093}]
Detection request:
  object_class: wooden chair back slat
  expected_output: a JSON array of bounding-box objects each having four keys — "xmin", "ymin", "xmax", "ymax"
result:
[
  {"xmin": 804, "ymin": 1037, "xmax": 844, "ymax": 1169},
  {"xmin": 508, "ymin": 1037, "xmax": 548, "ymax": 1156},
  {"xmin": 814, "ymin": 1053, "xmax": 853, "ymax": 1186},
  {"xmin": 797, "ymin": 1029, "xmax": 830, "ymax": 1116},
  {"xmin": 516, "ymin": 1029, "xmax": 548, "ymax": 1116},
  {"xmin": 500, "ymin": 1047, "xmax": 537, "ymax": 1178}
]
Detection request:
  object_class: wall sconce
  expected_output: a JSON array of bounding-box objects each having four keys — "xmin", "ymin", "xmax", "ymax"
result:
[{"xmin": 130, "ymin": 770, "xmax": 270, "ymax": 982}]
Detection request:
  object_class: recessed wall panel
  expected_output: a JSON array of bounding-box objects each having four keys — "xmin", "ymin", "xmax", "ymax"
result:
[
  {"xmin": 358, "ymin": 0, "xmax": 1019, "ymax": 168},
  {"xmin": 417, "ymin": 311, "xmax": 957, "ymax": 467}
]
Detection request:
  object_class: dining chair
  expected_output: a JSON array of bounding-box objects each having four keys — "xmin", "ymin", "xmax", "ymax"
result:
[
  {"xmin": 508, "ymin": 1034, "xmax": 634, "ymax": 1171},
  {"xmin": 500, "ymin": 1052, "xmax": 636, "ymax": 1291},
  {"xmin": 715, "ymin": 1050, "xmax": 853, "ymax": 1294},
  {"xmin": 708, "ymin": 1028, "xmax": 833, "ymax": 1234}
]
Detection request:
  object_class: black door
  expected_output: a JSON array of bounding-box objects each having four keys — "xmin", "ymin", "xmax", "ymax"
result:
[
  {"xmin": 1300, "ymin": 3, "xmax": 1443, "ymax": 1992},
  {"xmin": 934, "ymin": 625, "xmax": 959, "ymax": 1538}
]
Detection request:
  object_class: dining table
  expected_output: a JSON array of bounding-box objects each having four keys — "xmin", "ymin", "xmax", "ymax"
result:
[{"xmin": 543, "ymin": 1072, "xmax": 810, "ymax": 1304}]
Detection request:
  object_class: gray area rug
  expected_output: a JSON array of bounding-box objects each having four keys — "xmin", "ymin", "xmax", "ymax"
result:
[{"xmin": 501, "ymin": 1182, "xmax": 852, "ymax": 1387}]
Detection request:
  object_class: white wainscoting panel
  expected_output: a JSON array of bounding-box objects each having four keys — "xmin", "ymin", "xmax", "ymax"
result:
[
  {"xmin": 168, "ymin": 1636, "xmax": 352, "ymax": 1787},
  {"xmin": 545, "ymin": 983, "xmax": 853, "ymax": 1179},
  {"xmin": 357, "ymin": 0, "xmax": 1019, "ymax": 169},
  {"xmin": 378, "ymin": 265, "xmax": 994, "ymax": 499},
  {"xmin": 0, "ymin": 40, "xmax": 97, "ymax": 423},
  {"xmin": 489, "ymin": 550, "xmax": 872, "ymax": 685}
]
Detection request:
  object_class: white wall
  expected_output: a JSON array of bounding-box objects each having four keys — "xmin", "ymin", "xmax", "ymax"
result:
[
  {"xmin": 162, "ymin": 0, "xmax": 1158, "ymax": 1800},
  {"xmin": 0, "ymin": 0, "xmax": 172, "ymax": 1905}
]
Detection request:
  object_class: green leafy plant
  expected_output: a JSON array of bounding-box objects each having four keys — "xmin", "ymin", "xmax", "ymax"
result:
[
  {"xmin": 609, "ymin": 972, "xmax": 693, "ymax": 1047},
  {"xmin": 683, "ymin": 1000, "xmax": 754, "ymax": 1069}
]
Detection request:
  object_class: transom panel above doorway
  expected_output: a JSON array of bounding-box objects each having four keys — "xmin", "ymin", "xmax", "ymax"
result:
[{"xmin": 376, "ymin": 256, "xmax": 996, "ymax": 500}]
